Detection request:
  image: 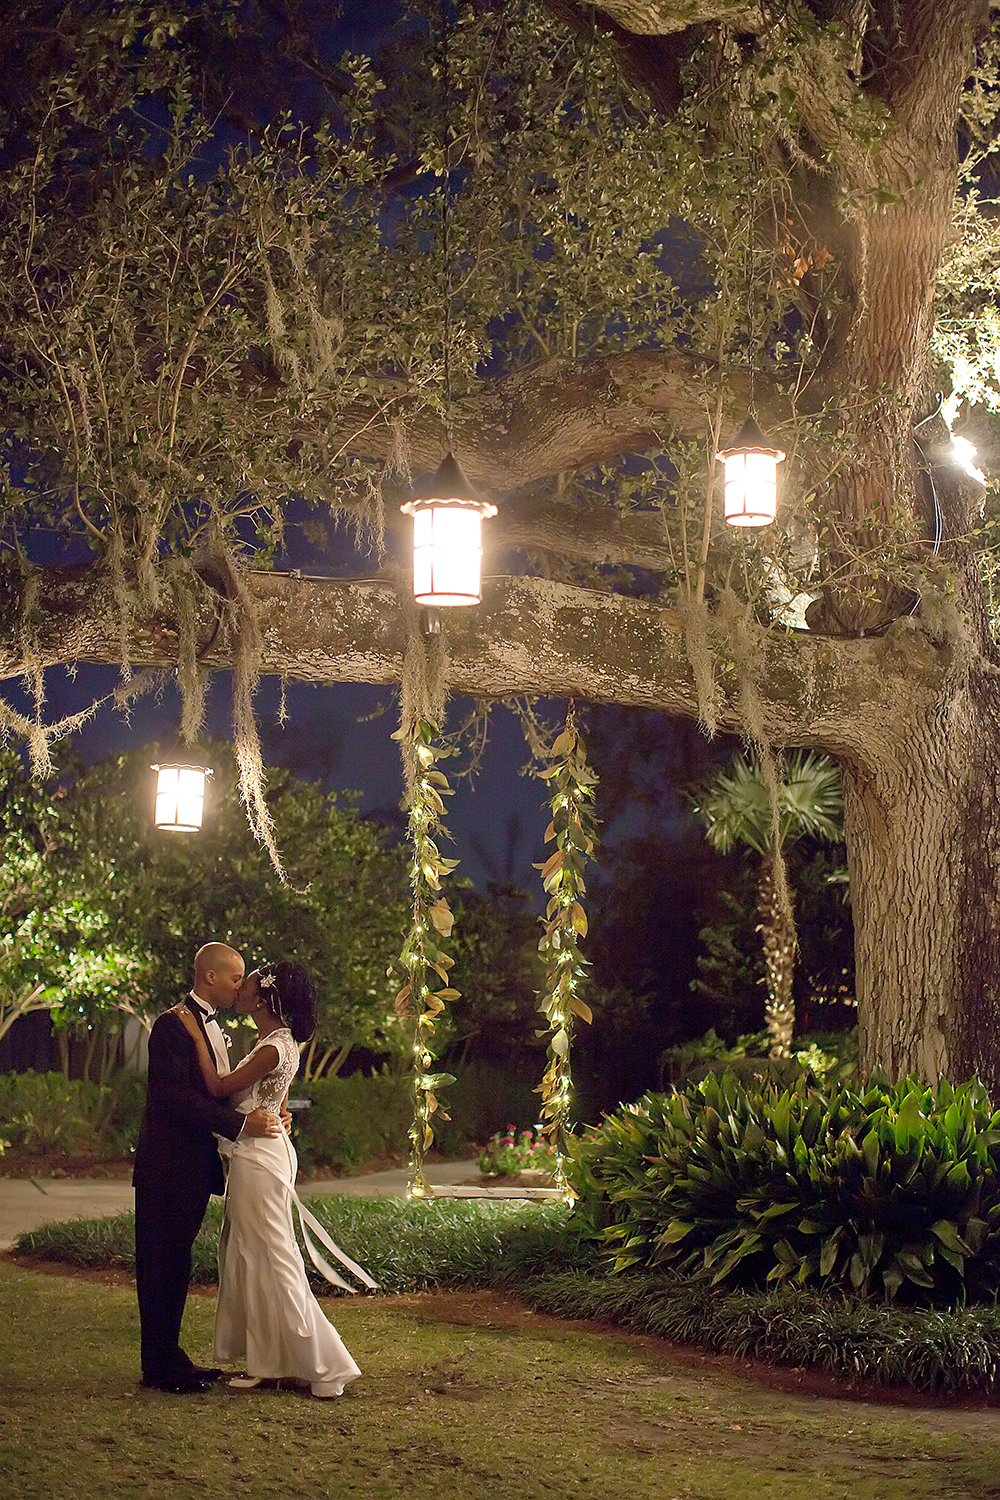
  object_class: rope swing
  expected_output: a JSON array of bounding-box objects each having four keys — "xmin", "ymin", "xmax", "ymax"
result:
[{"xmin": 395, "ymin": 700, "xmax": 596, "ymax": 1204}]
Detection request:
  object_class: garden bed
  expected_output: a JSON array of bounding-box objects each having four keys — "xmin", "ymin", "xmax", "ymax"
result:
[{"xmin": 0, "ymin": 1151, "xmax": 134, "ymax": 1180}]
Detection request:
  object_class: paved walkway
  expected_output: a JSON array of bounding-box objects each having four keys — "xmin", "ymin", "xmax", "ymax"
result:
[{"xmin": 0, "ymin": 1159, "xmax": 480, "ymax": 1250}]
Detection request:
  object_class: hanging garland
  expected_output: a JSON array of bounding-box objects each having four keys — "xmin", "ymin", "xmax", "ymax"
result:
[
  {"xmin": 392, "ymin": 715, "xmax": 460, "ymax": 1199},
  {"xmin": 533, "ymin": 704, "xmax": 597, "ymax": 1197}
]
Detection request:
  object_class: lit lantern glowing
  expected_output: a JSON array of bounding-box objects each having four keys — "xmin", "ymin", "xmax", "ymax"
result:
[
  {"xmin": 152, "ymin": 761, "xmax": 212, "ymax": 832},
  {"xmin": 717, "ymin": 415, "xmax": 785, "ymax": 528},
  {"xmin": 401, "ymin": 453, "xmax": 497, "ymax": 606}
]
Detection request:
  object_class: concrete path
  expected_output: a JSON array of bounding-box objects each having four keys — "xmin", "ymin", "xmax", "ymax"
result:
[{"xmin": 0, "ymin": 1158, "xmax": 480, "ymax": 1250}]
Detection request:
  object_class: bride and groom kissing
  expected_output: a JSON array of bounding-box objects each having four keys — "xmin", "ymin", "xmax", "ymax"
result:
[{"xmin": 132, "ymin": 941, "xmax": 375, "ymax": 1398}]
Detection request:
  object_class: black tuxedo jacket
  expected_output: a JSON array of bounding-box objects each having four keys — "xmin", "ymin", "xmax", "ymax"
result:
[{"xmin": 133, "ymin": 998, "xmax": 244, "ymax": 1203}]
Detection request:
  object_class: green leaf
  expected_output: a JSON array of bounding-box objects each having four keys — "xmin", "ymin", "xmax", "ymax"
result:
[
  {"xmin": 656, "ymin": 1219, "xmax": 694, "ymax": 1246},
  {"xmin": 819, "ymin": 1227, "xmax": 842, "ymax": 1278},
  {"xmin": 930, "ymin": 1219, "xmax": 972, "ymax": 1255}
]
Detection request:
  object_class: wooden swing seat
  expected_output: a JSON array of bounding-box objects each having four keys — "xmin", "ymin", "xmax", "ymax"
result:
[{"xmin": 428, "ymin": 1185, "xmax": 563, "ymax": 1201}]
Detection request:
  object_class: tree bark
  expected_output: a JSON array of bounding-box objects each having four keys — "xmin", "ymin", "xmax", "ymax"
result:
[{"xmin": 843, "ymin": 667, "xmax": 1000, "ymax": 1092}]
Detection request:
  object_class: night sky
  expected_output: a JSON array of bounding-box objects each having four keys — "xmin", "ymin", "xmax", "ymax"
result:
[{"xmin": 32, "ymin": 663, "xmax": 559, "ymax": 895}]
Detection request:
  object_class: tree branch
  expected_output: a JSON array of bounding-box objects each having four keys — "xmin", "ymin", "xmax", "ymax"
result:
[
  {"xmin": 0, "ymin": 564, "xmax": 944, "ymax": 766},
  {"xmin": 313, "ymin": 349, "xmax": 746, "ymax": 491},
  {"xmin": 582, "ymin": 0, "xmax": 762, "ymax": 34}
]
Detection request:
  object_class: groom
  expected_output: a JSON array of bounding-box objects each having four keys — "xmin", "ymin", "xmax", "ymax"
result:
[{"xmin": 133, "ymin": 941, "xmax": 282, "ymax": 1393}]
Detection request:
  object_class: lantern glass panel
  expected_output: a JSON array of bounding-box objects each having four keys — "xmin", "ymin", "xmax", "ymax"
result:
[
  {"xmin": 154, "ymin": 764, "xmax": 207, "ymax": 832},
  {"xmin": 723, "ymin": 451, "xmax": 777, "ymax": 527},
  {"xmin": 412, "ymin": 503, "xmax": 484, "ymax": 605}
]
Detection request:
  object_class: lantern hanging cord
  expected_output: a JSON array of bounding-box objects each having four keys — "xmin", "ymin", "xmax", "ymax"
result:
[
  {"xmin": 440, "ymin": 0, "xmax": 454, "ymax": 449},
  {"xmin": 745, "ymin": 172, "xmax": 755, "ymax": 418}
]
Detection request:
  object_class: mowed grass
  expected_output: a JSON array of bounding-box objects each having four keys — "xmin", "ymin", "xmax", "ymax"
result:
[{"xmin": 5, "ymin": 1262, "xmax": 1000, "ymax": 1500}]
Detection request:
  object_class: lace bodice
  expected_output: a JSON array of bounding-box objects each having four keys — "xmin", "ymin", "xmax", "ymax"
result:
[{"xmin": 234, "ymin": 1028, "xmax": 300, "ymax": 1114}]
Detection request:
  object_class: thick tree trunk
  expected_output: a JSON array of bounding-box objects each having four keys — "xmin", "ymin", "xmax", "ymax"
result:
[{"xmin": 844, "ymin": 669, "xmax": 1000, "ymax": 1091}]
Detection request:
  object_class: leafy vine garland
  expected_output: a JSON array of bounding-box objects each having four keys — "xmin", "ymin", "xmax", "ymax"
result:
[
  {"xmin": 392, "ymin": 716, "xmax": 460, "ymax": 1199},
  {"xmin": 533, "ymin": 705, "xmax": 597, "ymax": 1197}
]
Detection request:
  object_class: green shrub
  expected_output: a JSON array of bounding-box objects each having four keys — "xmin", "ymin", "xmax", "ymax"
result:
[
  {"xmin": 659, "ymin": 1027, "xmax": 858, "ymax": 1090},
  {"xmin": 16, "ymin": 1195, "xmax": 584, "ymax": 1294},
  {"xmin": 92, "ymin": 1070, "xmax": 147, "ymax": 1156},
  {"xmin": 293, "ymin": 1069, "xmax": 412, "ymax": 1173},
  {"xmin": 792, "ymin": 1029, "xmax": 858, "ymax": 1087},
  {"xmin": 520, "ymin": 1272, "xmax": 1000, "ymax": 1395},
  {"xmin": 566, "ymin": 1070, "xmax": 1000, "ymax": 1305},
  {"xmin": 0, "ymin": 1071, "xmax": 103, "ymax": 1154},
  {"xmin": 0, "ymin": 1069, "xmax": 147, "ymax": 1157}
]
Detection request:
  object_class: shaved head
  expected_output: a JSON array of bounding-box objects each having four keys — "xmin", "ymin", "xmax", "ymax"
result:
[
  {"xmin": 192, "ymin": 942, "xmax": 245, "ymax": 1010},
  {"xmin": 194, "ymin": 942, "xmax": 242, "ymax": 981}
]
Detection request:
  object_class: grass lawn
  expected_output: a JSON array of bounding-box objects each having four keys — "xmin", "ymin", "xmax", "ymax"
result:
[{"xmin": 4, "ymin": 1260, "xmax": 1000, "ymax": 1500}]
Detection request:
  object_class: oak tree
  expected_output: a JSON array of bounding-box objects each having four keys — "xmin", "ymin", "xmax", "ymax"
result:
[{"xmin": 2, "ymin": 1, "xmax": 1000, "ymax": 1084}]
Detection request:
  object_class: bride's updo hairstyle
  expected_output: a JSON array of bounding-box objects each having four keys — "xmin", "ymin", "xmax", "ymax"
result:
[{"xmin": 259, "ymin": 961, "xmax": 316, "ymax": 1043}]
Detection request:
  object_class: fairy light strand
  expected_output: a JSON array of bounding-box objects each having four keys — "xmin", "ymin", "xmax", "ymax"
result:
[{"xmin": 532, "ymin": 703, "xmax": 598, "ymax": 1200}]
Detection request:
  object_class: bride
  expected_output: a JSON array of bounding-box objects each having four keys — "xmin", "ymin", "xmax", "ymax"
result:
[{"xmin": 174, "ymin": 960, "xmax": 374, "ymax": 1398}]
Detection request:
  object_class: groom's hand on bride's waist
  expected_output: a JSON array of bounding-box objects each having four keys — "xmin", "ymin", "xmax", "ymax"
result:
[{"xmin": 241, "ymin": 1108, "xmax": 283, "ymax": 1138}]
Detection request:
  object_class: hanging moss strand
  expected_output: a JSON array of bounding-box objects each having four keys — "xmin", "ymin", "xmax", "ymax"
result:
[
  {"xmin": 533, "ymin": 705, "xmax": 598, "ymax": 1199},
  {"xmin": 392, "ymin": 715, "xmax": 459, "ymax": 1199}
]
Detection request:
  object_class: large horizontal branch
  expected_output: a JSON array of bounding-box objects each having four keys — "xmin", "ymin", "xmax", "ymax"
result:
[
  {"xmin": 585, "ymin": 0, "xmax": 762, "ymax": 34},
  {"xmin": 318, "ymin": 350, "xmax": 737, "ymax": 492},
  {"xmin": 0, "ymin": 565, "xmax": 946, "ymax": 766}
]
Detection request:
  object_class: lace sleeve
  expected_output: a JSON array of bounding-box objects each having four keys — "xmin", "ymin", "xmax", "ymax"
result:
[{"xmin": 244, "ymin": 1029, "xmax": 299, "ymax": 1115}]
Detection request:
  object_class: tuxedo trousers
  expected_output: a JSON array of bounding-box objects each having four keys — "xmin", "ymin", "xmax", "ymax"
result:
[{"xmin": 134, "ymin": 1182, "xmax": 212, "ymax": 1382}]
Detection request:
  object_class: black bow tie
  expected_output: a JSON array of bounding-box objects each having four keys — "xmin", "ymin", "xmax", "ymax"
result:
[{"xmin": 200, "ymin": 1009, "xmax": 218, "ymax": 1023}]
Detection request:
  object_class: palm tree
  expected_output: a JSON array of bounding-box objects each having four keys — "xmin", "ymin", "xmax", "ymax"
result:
[{"xmin": 693, "ymin": 751, "xmax": 844, "ymax": 1057}]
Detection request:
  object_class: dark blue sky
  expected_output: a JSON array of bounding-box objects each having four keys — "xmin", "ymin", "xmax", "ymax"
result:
[{"xmin": 30, "ymin": 661, "xmax": 559, "ymax": 895}]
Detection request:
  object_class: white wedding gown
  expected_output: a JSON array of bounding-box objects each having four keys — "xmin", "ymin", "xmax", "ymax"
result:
[{"xmin": 214, "ymin": 1028, "xmax": 364, "ymax": 1397}]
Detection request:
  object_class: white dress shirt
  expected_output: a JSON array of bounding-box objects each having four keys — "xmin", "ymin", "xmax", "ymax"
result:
[
  {"xmin": 189, "ymin": 992, "xmax": 231, "ymax": 1076},
  {"xmin": 188, "ymin": 991, "xmax": 246, "ymax": 1145}
]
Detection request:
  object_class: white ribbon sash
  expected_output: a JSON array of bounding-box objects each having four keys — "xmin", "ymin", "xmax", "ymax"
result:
[
  {"xmin": 223, "ymin": 1135, "xmax": 378, "ymax": 1294},
  {"xmin": 291, "ymin": 1193, "xmax": 379, "ymax": 1294}
]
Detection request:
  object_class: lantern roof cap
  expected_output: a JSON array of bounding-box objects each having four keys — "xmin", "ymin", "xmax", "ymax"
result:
[
  {"xmin": 717, "ymin": 413, "xmax": 786, "ymax": 462},
  {"xmin": 150, "ymin": 749, "xmax": 214, "ymax": 775},
  {"xmin": 402, "ymin": 451, "xmax": 497, "ymax": 516}
]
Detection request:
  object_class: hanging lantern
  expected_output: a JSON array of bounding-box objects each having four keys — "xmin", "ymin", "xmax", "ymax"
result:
[
  {"xmin": 152, "ymin": 759, "xmax": 212, "ymax": 832},
  {"xmin": 401, "ymin": 452, "xmax": 497, "ymax": 606},
  {"xmin": 717, "ymin": 415, "xmax": 785, "ymax": 528}
]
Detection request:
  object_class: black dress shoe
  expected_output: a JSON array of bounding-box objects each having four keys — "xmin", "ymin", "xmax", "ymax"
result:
[
  {"xmin": 141, "ymin": 1375, "xmax": 212, "ymax": 1394},
  {"xmin": 190, "ymin": 1367, "xmax": 224, "ymax": 1382}
]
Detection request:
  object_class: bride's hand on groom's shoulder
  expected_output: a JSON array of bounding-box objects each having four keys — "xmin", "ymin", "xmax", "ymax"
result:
[{"xmin": 168, "ymin": 1005, "xmax": 199, "ymax": 1037}]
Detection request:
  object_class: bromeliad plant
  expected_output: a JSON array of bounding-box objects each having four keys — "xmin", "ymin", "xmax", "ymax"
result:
[
  {"xmin": 567, "ymin": 1071, "xmax": 1000, "ymax": 1305},
  {"xmin": 392, "ymin": 717, "xmax": 460, "ymax": 1198},
  {"xmin": 533, "ymin": 707, "xmax": 598, "ymax": 1195}
]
